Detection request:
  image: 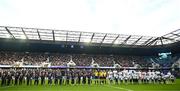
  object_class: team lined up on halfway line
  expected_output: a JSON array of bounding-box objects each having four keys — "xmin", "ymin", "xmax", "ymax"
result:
[{"xmin": 0, "ymin": 69, "xmax": 176, "ymax": 86}]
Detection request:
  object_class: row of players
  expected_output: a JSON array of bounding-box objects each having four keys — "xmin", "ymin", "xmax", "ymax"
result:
[
  {"xmin": 0, "ymin": 69, "xmax": 175, "ymax": 86},
  {"xmin": 107, "ymin": 70, "xmax": 175, "ymax": 84}
]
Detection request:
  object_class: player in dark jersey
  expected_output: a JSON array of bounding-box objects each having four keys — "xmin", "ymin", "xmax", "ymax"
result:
[
  {"xmin": 48, "ymin": 72, "xmax": 53, "ymax": 85},
  {"xmin": 40, "ymin": 71, "xmax": 45, "ymax": 85},
  {"xmin": 22, "ymin": 69, "xmax": 26, "ymax": 84},
  {"xmin": 19, "ymin": 73, "xmax": 23, "ymax": 85},
  {"xmin": 54, "ymin": 71, "xmax": 59, "ymax": 85},
  {"xmin": 1, "ymin": 73, "xmax": 6, "ymax": 86},
  {"xmin": 76, "ymin": 70, "xmax": 81, "ymax": 85},
  {"xmin": 59, "ymin": 70, "xmax": 63, "ymax": 85},
  {"xmin": 10, "ymin": 70, "xmax": 15, "ymax": 85},
  {"xmin": 82, "ymin": 72, "xmax": 86, "ymax": 85},
  {"xmin": 34, "ymin": 73, "xmax": 39, "ymax": 85},
  {"xmin": 14, "ymin": 72, "xmax": 19, "ymax": 85},
  {"xmin": 71, "ymin": 70, "xmax": 75, "ymax": 85},
  {"xmin": 61, "ymin": 70, "xmax": 66, "ymax": 85},
  {"xmin": 66, "ymin": 71, "xmax": 70, "ymax": 85},
  {"xmin": 29, "ymin": 71, "xmax": 33, "ymax": 85},
  {"xmin": 26, "ymin": 72, "xmax": 31, "ymax": 86},
  {"xmin": 7, "ymin": 72, "xmax": 12, "ymax": 86},
  {"xmin": 87, "ymin": 71, "xmax": 92, "ymax": 85}
]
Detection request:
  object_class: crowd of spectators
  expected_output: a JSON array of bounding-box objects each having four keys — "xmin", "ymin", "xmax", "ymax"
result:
[
  {"xmin": 0, "ymin": 51, "xmax": 151, "ymax": 67},
  {"xmin": 0, "ymin": 52, "xmax": 23, "ymax": 65},
  {"xmin": 0, "ymin": 51, "xmax": 176, "ymax": 68},
  {"xmin": 50, "ymin": 54, "xmax": 70, "ymax": 66}
]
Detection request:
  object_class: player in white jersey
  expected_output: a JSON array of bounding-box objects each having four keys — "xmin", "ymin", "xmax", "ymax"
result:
[
  {"xmin": 136, "ymin": 71, "xmax": 140, "ymax": 83},
  {"xmin": 147, "ymin": 70, "xmax": 151, "ymax": 83},
  {"xmin": 155, "ymin": 70, "xmax": 160, "ymax": 83},
  {"xmin": 155, "ymin": 70, "xmax": 160, "ymax": 75},
  {"xmin": 129, "ymin": 70, "xmax": 133, "ymax": 84},
  {"xmin": 132, "ymin": 71, "xmax": 139, "ymax": 84},
  {"xmin": 164, "ymin": 72, "xmax": 173, "ymax": 84},
  {"xmin": 157, "ymin": 74, "xmax": 162, "ymax": 84},
  {"xmin": 167, "ymin": 71, "xmax": 171, "ymax": 77},
  {"xmin": 151, "ymin": 70, "xmax": 155, "ymax": 83},
  {"xmin": 137, "ymin": 70, "xmax": 142, "ymax": 80},
  {"xmin": 118, "ymin": 71, "xmax": 123, "ymax": 84},
  {"xmin": 141, "ymin": 71, "xmax": 146, "ymax": 83},
  {"xmin": 161, "ymin": 72, "xmax": 167, "ymax": 84},
  {"xmin": 108, "ymin": 70, "xmax": 113, "ymax": 84},
  {"xmin": 122, "ymin": 69, "xmax": 128, "ymax": 83},
  {"xmin": 113, "ymin": 70, "xmax": 118, "ymax": 84},
  {"xmin": 154, "ymin": 71, "xmax": 158, "ymax": 83},
  {"xmin": 170, "ymin": 74, "xmax": 175, "ymax": 83}
]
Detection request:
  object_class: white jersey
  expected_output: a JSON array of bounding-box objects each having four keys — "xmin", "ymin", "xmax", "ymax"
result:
[
  {"xmin": 147, "ymin": 71, "xmax": 151, "ymax": 76},
  {"xmin": 167, "ymin": 72, "xmax": 171, "ymax": 76},
  {"xmin": 122, "ymin": 70, "xmax": 128, "ymax": 77},
  {"xmin": 128, "ymin": 71, "xmax": 133, "ymax": 79},
  {"xmin": 118, "ymin": 72, "xmax": 123, "ymax": 80},
  {"xmin": 132, "ymin": 72, "xmax": 139, "ymax": 79},
  {"xmin": 151, "ymin": 72, "xmax": 155, "ymax": 79},
  {"xmin": 122, "ymin": 70, "xmax": 128, "ymax": 79},
  {"xmin": 147, "ymin": 71, "xmax": 152, "ymax": 79},
  {"xmin": 161, "ymin": 72, "xmax": 164, "ymax": 76},
  {"xmin": 141, "ymin": 72, "xmax": 146, "ymax": 79},
  {"xmin": 155, "ymin": 71, "xmax": 160, "ymax": 75},
  {"xmin": 137, "ymin": 71, "xmax": 141, "ymax": 79},
  {"xmin": 154, "ymin": 73, "xmax": 158, "ymax": 79},
  {"xmin": 113, "ymin": 70, "xmax": 118, "ymax": 78},
  {"xmin": 108, "ymin": 71, "xmax": 113, "ymax": 79},
  {"xmin": 170, "ymin": 75, "xmax": 175, "ymax": 80}
]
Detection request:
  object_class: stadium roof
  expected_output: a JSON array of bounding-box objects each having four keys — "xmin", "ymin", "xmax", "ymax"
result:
[{"xmin": 0, "ymin": 26, "xmax": 179, "ymax": 46}]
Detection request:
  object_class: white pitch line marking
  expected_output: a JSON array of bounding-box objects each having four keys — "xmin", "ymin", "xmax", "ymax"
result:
[{"xmin": 104, "ymin": 85, "xmax": 134, "ymax": 91}]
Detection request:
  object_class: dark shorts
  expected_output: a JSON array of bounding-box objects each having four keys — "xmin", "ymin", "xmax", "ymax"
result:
[
  {"xmin": 100, "ymin": 77, "xmax": 103, "ymax": 79},
  {"xmin": 95, "ymin": 76, "xmax": 99, "ymax": 79}
]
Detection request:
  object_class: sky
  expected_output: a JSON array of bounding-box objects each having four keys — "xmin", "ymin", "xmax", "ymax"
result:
[{"xmin": 0, "ymin": 0, "xmax": 180, "ymax": 37}]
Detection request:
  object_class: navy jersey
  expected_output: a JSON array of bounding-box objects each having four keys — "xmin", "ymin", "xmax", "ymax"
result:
[{"xmin": 34, "ymin": 74, "xmax": 39, "ymax": 80}]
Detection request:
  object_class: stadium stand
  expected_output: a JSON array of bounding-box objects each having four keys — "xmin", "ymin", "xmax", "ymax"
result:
[{"xmin": 0, "ymin": 51, "xmax": 179, "ymax": 68}]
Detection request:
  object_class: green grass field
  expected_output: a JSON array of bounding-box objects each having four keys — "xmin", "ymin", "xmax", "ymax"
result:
[{"xmin": 0, "ymin": 79, "xmax": 180, "ymax": 91}]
